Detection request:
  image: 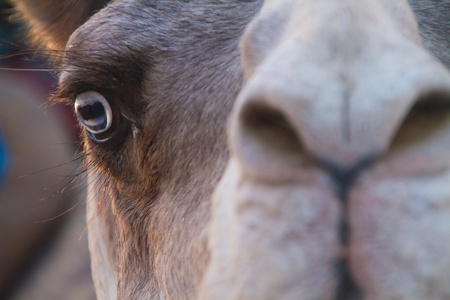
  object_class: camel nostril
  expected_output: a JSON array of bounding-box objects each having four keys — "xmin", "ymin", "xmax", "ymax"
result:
[
  {"xmin": 239, "ymin": 102, "xmax": 305, "ymax": 158},
  {"xmin": 390, "ymin": 91, "xmax": 450, "ymax": 154},
  {"xmin": 241, "ymin": 103, "xmax": 288, "ymax": 127}
]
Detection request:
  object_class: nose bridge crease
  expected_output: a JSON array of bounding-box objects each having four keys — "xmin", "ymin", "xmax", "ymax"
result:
[{"xmin": 343, "ymin": 82, "xmax": 352, "ymax": 143}]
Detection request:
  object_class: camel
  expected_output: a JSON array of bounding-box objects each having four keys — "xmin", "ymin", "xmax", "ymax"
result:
[{"xmin": 13, "ymin": 0, "xmax": 450, "ymax": 299}]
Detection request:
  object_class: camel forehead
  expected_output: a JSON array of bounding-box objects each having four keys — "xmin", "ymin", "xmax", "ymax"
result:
[
  {"xmin": 61, "ymin": 1, "xmax": 257, "ymax": 101},
  {"xmin": 62, "ymin": 2, "xmax": 167, "ymax": 87},
  {"xmin": 66, "ymin": 1, "xmax": 254, "ymax": 51}
]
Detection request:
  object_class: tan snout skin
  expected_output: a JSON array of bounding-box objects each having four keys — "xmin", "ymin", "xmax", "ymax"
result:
[{"xmin": 201, "ymin": 0, "xmax": 450, "ymax": 299}]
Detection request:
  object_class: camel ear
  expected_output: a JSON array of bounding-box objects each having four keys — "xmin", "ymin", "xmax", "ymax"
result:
[{"xmin": 12, "ymin": 0, "xmax": 108, "ymax": 50}]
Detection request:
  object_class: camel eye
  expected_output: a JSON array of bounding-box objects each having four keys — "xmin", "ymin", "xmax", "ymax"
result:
[{"xmin": 75, "ymin": 91, "xmax": 118, "ymax": 142}]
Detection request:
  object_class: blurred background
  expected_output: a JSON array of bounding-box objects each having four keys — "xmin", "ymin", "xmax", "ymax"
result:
[{"xmin": 0, "ymin": 1, "xmax": 95, "ymax": 299}]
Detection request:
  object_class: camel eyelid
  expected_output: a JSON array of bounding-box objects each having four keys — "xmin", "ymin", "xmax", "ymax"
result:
[
  {"xmin": 52, "ymin": 81, "xmax": 99, "ymax": 105},
  {"xmin": 55, "ymin": 76, "xmax": 141, "ymax": 127}
]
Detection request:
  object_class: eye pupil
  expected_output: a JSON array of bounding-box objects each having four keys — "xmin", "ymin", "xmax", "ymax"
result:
[
  {"xmin": 78, "ymin": 102, "xmax": 106, "ymax": 121},
  {"xmin": 75, "ymin": 91, "xmax": 114, "ymax": 137}
]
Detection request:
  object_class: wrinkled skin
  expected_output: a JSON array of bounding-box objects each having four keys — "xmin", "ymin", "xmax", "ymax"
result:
[{"xmin": 13, "ymin": 0, "xmax": 450, "ymax": 299}]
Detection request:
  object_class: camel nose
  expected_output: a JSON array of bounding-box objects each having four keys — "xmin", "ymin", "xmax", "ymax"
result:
[
  {"xmin": 230, "ymin": 49, "xmax": 450, "ymax": 184},
  {"xmin": 230, "ymin": 0, "xmax": 450, "ymax": 185},
  {"xmin": 203, "ymin": 2, "xmax": 450, "ymax": 300}
]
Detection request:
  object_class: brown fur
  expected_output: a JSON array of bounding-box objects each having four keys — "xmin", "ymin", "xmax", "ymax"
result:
[
  {"xmin": 12, "ymin": 0, "xmax": 108, "ymax": 50},
  {"xmin": 12, "ymin": 0, "xmax": 450, "ymax": 299}
]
